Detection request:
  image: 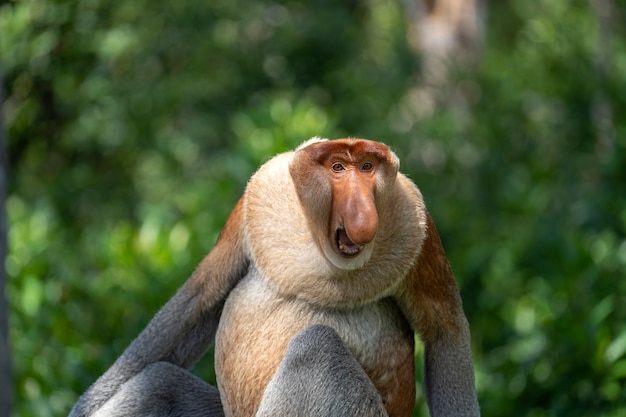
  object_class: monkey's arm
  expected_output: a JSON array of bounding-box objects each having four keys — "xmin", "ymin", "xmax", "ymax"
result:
[
  {"xmin": 70, "ymin": 198, "xmax": 249, "ymax": 417},
  {"xmin": 395, "ymin": 212, "xmax": 480, "ymax": 417}
]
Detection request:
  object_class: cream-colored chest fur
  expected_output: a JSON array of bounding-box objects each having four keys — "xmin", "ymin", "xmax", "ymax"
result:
[{"xmin": 215, "ymin": 268, "xmax": 415, "ymax": 417}]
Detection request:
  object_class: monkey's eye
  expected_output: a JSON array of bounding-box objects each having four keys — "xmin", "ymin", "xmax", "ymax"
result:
[
  {"xmin": 331, "ymin": 163, "xmax": 345, "ymax": 172},
  {"xmin": 361, "ymin": 162, "xmax": 374, "ymax": 171}
]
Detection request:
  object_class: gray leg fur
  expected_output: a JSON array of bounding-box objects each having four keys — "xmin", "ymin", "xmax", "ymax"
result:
[
  {"xmin": 91, "ymin": 361, "xmax": 224, "ymax": 417},
  {"xmin": 256, "ymin": 324, "xmax": 388, "ymax": 417},
  {"xmin": 74, "ymin": 325, "xmax": 387, "ymax": 417}
]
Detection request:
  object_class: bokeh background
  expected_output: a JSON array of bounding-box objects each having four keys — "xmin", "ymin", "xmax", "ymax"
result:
[{"xmin": 1, "ymin": 0, "xmax": 625, "ymax": 416}]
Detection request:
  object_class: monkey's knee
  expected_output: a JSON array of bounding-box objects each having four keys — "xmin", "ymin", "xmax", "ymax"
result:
[
  {"xmin": 94, "ymin": 362, "xmax": 224, "ymax": 417},
  {"xmin": 256, "ymin": 325, "xmax": 387, "ymax": 417},
  {"xmin": 284, "ymin": 324, "xmax": 348, "ymax": 364}
]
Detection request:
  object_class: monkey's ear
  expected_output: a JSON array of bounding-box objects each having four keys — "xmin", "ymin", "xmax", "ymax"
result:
[{"xmin": 395, "ymin": 211, "xmax": 466, "ymax": 344}]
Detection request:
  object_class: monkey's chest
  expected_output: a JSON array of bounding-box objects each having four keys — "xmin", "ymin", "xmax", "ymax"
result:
[{"xmin": 215, "ymin": 273, "xmax": 415, "ymax": 417}]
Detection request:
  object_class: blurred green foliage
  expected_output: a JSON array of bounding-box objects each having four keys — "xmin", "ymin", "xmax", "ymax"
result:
[{"xmin": 1, "ymin": 0, "xmax": 625, "ymax": 416}]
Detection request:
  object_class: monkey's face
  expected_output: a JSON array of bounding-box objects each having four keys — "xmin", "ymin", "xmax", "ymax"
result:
[
  {"xmin": 249, "ymin": 138, "xmax": 420, "ymax": 306},
  {"xmin": 291, "ymin": 138, "xmax": 399, "ymax": 271}
]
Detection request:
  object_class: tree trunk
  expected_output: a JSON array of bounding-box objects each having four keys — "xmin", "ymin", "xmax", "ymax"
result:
[
  {"xmin": 403, "ymin": 0, "xmax": 483, "ymax": 87},
  {"xmin": 589, "ymin": 0, "xmax": 615, "ymax": 162},
  {"xmin": 0, "ymin": 62, "xmax": 12, "ymax": 417},
  {"xmin": 398, "ymin": 0, "xmax": 484, "ymax": 126}
]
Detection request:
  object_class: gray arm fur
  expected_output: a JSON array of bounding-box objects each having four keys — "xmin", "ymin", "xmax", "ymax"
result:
[
  {"xmin": 424, "ymin": 322, "xmax": 480, "ymax": 416},
  {"xmin": 69, "ymin": 287, "xmax": 226, "ymax": 417},
  {"xmin": 69, "ymin": 198, "xmax": 249, "ymax": 417}
]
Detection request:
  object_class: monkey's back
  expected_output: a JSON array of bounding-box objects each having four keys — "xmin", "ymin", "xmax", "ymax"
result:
[{"xmin": 215, "ymin": 268, "xmax": 416, "ymax": 417}]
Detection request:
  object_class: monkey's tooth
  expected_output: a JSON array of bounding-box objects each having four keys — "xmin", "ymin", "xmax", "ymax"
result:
[
  {"xmin": 338, "ymin": 241, "xmax": 361, "ymax": 256},
  {"xmin": 336, "ymin": 228, "xmax": 362, "ymax": 256}
]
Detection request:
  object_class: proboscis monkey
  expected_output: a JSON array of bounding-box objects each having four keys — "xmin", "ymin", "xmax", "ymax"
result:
[{"xmin": 69, "ymin": 138, "xmax": 480, "ymax": 417}]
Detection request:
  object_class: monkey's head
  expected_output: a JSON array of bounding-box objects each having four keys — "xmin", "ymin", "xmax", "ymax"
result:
[
  {"xmin": 290, "ymin": 138, "xmax": 399, "ymax": 271},
  {"xmin": 245, "ymin": 137, "xmax": 424, "ymax": 306}
]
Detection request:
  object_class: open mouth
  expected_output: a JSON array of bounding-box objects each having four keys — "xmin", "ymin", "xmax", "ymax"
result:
[{"xmin": 335, "ymin": 227, "xmax": 363, "ymax": 257}]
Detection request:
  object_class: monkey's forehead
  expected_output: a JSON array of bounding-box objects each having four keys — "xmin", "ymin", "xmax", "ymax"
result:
[{"xmin": 297, "ymin": 137, "xmax": 396, "ymax": 166}]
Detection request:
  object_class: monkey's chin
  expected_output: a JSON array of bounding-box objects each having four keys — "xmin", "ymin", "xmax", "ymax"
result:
[{"xmin": 324, "ymin": 244, "xmax": 373, "ymax": 271}]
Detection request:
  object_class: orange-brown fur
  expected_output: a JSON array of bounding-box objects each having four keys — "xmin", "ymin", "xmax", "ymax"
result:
[
  {"xmin": 187, "ymin": 197, "xmax": 247, "ymax": 302},
  {"xmin": 395, "ymin": 212, "xmax": 467, "ymax": 345}
]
